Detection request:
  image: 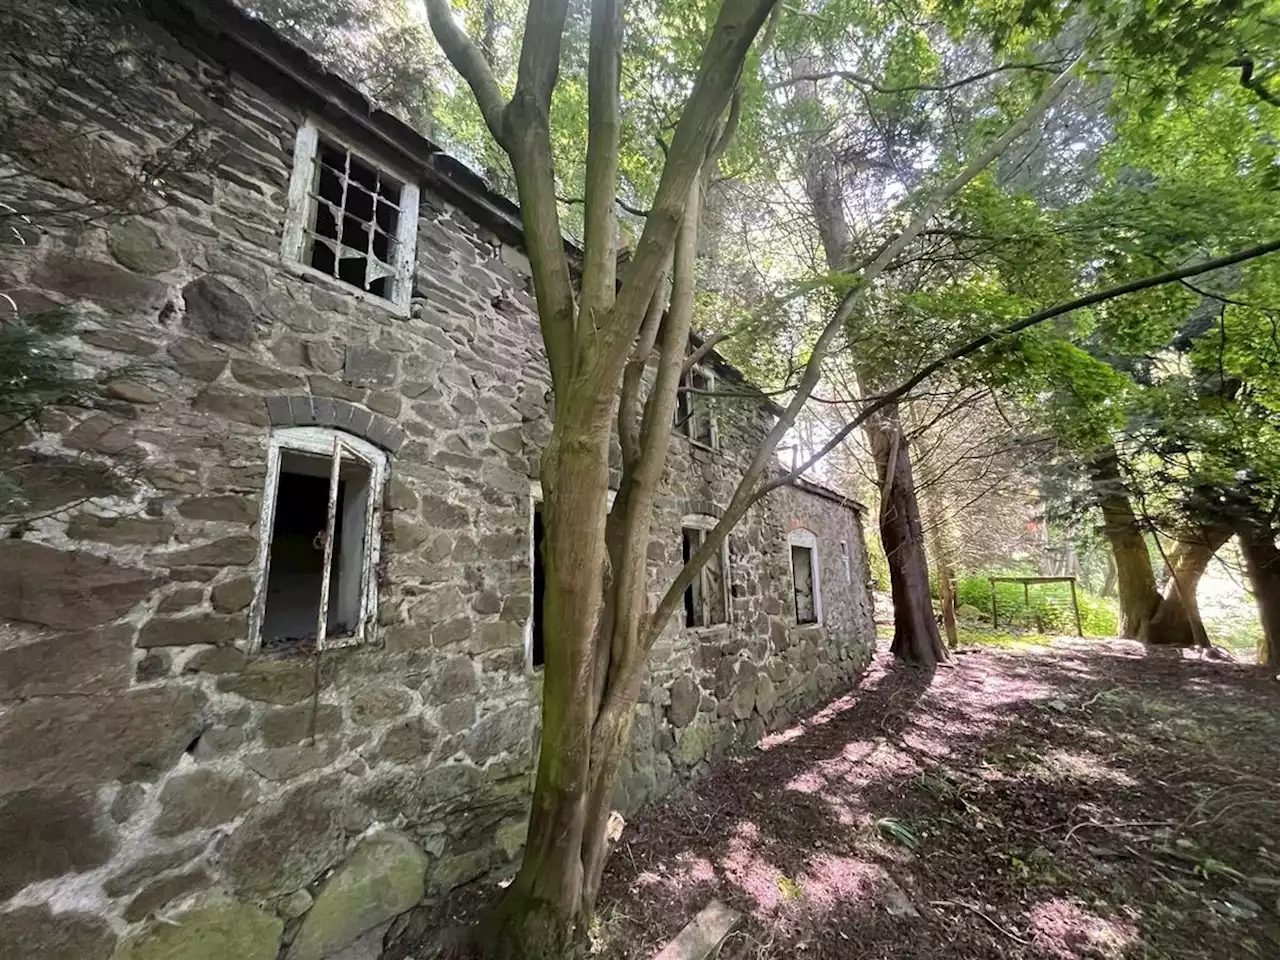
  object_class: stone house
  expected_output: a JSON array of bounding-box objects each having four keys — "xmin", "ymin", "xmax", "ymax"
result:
[{"xmin": 0, "ymin": 1, "xmax": 877, "ymax": 957}]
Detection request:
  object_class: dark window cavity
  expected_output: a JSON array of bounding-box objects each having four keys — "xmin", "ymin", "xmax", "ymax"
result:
[
  {"xmin": 683, "ymin": 526, "xmax": 727, "ymax": 627},
  {"xmin": 531, "ymin": 501, "xmax": 546, "ymax": 668},
  {"xmin": 260, "ymin": 448, "xmax": 373, "ymax": 653},
  {"xmin": 306, "ymin": 138, "xmax": 403, "ymax": 301},
  {"xmin": 792, "ymin": 544, "xmax": 817, "ymax": 624}
]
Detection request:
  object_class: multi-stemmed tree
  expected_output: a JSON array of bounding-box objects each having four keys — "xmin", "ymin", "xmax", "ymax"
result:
[{"xmin": 415, "ymin": 0, "xmax": 1280, "ymax": 952}]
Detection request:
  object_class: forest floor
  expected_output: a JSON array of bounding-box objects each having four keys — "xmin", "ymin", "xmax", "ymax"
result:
[{"xmin": 590, "ymin": 636, "xmax": 1280, "ymax": 959}]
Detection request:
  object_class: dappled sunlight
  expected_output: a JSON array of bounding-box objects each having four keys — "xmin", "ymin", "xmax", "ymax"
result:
[
  {"xmin": 717, "ymin": 843, "xmax": 788, "ymax": 913},
  {"xmin": 1027, "ymin": 898, "xmax": 1140, "ymax": 959},
  {"xmin": 628, "ymin": 849, "xmax": 717, "ymax": 895},
  {"xmin": 794, "ymin": 855, "xmax": 889, "ymax": 907},
  {"xmin": 596, "ymin": 640, "xmax": 1280, "ymax": 959},
  {"xmin": 1036, "ymin": 749, "xmax": 1139, "ymax": 787}
]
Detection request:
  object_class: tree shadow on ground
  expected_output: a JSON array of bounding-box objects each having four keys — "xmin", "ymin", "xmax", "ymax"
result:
[{"xmin": 593, "ymin": 638, "xmax": 1280, "ymax": 960}]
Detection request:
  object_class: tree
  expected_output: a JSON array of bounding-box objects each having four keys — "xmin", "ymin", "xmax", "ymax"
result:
[
  {"xmin": 422, "ymin": 0, "xmax": 782, "ymax": 952},
  {"xmin": 419, "ymin": 0, "xmax": 1280, "ymax": 952}
]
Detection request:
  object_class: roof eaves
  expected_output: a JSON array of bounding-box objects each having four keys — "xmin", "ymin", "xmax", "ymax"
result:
[
  {"xmin": 787, "ymin": 474, "xmax": 866, "ymax": 514},
  {"xmin": 152, "ymin": 0, "xmax": 780, "ymax": 413}
]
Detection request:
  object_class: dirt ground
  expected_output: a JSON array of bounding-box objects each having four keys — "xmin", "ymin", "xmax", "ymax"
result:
[{"xmin": 591, "ymin": 638, "xmax": 1280, "ymax": 959}]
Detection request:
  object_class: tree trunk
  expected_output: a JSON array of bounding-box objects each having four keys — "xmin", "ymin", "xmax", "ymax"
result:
[
  {"xmin": 1144, "ymin": 526, "xmax": 1230, "ymax": 647},
  {"xmin": 1100, "ymin": 554, "xmax": 1117, "ymax": 598},
  {"xmin": 869, "ymin": 410, "xmax": 948, "ymax": 665},
  {"xmin": 1239, "ymin": 521, "xmax": 1280, "ymax": 667},
  {"xmin": 921, "ymin": 470, "xmax": 958, "ymax": 648},
  {"xmin": 1089, "ymin": 452, "xmax": 1160, "ymax": 638},
  {"xmin": 488, "ymin": 398, "xmax": 614, "ymax": 959}
]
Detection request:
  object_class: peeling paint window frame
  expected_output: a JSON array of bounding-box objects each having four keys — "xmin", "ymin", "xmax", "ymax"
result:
[
  {"xmin": 249, "ymin": 426, "xmax": 388, "ymax": 653},
  {"xmin": 676, "ymin": 365, "xmax": 719, "ymax": 450},
  {"xmin": 787, "ymin": 528, "xmax": 822, "ymax": 626},
  {"xmin": 281, "ymin": 118, "xmax": 420, "ymax": 316},
  {"xmin": 681, "ymin": 513, "xmax": 732, "ymax": 628}
]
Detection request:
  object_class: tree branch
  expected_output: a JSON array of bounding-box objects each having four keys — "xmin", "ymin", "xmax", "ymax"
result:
[
  {"xmin": 559, "ymin": 194, "xmax": 651, "ymax": 218},
  {"xmin": 513, "ymin": 0, "xmax": 570, "ymax": 113},
  {"xmin": 422, "ymin": 0, "xmax": 507, "ymax": 139},
  {"xmin": 683, "ymin": 333, "xmax": 731, "ymax": 374},
  {"xmin": 580, "ymin": 0, "xmax": 624, "ymax": 320},
  {"xmin": 1231, "ymin": 56, "xmax": 1280, "ymax": 108},
  {"xmin": 770, "ymin": 59, "xmax": 1068, "ymax": 94},
  {"xmin": 595, "ymin": 0, "xmax": 779, "ymax": 386},
  {"xmin": 643, "ymin": 55, "xmax": 1084, "ymax": 644},
  {"xmin": 765, "ymin": 237, "xmax": 1280, "ymax": 498}
]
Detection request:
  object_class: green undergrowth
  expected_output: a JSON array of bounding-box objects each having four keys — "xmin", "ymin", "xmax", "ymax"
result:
[
  {"xmin": 953, "ymin": 575, "xmax": 1119, "ymax": 637},
  {"xmin": 954, "ymin": 629, "xmax": 1054, "ymax": 651}
]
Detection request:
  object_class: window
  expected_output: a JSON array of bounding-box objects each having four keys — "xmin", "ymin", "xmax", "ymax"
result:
[
  {"xmin": 281, "ymin": 120, "xmax": 420, "ymax": 311},
  {"xmin": 527, "ymin": 482, "xmax": 616, "ymax": 669},
  {"xmin": 841, "ymin": 540, "xmax": 852, "ymax": 583},
  {"xmin": 530, "ymin": 497, "xmax": 546, "ymax": 669},
  {"xmin": 681, "ymin": 516, "xmax": 730, "ymax": 627},
  {"xmin": 251, "ymin": 428, "xmax": 387, "ymax": 653},
  {"xmin": 676, "ymin": 365, "xmax": 717, "ymax": 449},
  {"xmin": 788, "ymin": 528, "xmax": 821, "ymax": 625}
]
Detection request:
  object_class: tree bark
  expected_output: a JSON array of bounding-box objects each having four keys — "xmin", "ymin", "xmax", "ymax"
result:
[
  {"xmin": 1239, "ymin": 521, "xmax": 1280, "ymax": 667},
  {"xmin": 488, "ymin": 395, "xmax": 614, "ymax": 959},
  {"xmin": 1100, "ymin": 554, "xmax": 1117, "ymax": 597},
  {"xmin": 1089, "ymin": 452, "xmax": 1160, "ymax": 639},
  {"xmin": 869, "ymin": 411, "xmax": 948, "ymax": 665},
  {"xmin": 1144, "ymin": 526, "xmax": 1230, "ymax": 647},
  {"xmin": 920, "ymin": 458, "xmax": 958, "ymax": 648}
]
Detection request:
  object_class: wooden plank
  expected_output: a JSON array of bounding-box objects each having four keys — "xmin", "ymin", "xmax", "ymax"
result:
[
  {"xmin": 988, "ymin": 576, "xmax": 1078, "ymax": 585},
  {"xmin": 653, "ymin": 900, "xmax": 742, "ymax": 960}
]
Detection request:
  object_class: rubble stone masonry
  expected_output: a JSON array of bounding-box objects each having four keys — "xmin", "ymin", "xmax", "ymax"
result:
[{"xmin": 0, "ymin": 1, "xmax": 876, "ymax": 956}]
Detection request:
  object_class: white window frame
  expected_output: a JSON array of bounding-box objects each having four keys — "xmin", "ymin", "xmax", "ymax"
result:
[
  {"xmin": 249, "ymin": 426, "xmax": 388, "ymax": 653},
  {"xmin": 280, "ymin": 118, "xmax": 420, "ymax": 316},
  {"xmin": 841, "ymin": 539, "xmax": 852, "ymax": 584},
  {"xmin": 678, "ymin": 365, "xmax": 719, "ymax": 450},
  {"xmin": 681, "ymin": 513, "xmax": 732, "ymax": 628},
  {"xmin": 526, "ymin": 481, "xmax": 616, "ymax": 670},
  {"xmin": 787, "ymin": 527, "xmax": 823, "ymax": 625}
]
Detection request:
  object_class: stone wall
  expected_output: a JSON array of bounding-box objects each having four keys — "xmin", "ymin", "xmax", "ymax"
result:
[{"xmin": 0, "ymin": 2, "xmax": 876, "ymax": 957}]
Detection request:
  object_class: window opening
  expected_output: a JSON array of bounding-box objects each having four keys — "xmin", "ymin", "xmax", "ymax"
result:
[
  {"xmin": 676, "ymin": 366, "xmax": 716, "ymax": 448},
  {"xmin": 531, "ymin": 501, "xmax": 546, "ymax": 668},
  {"xmin": 282, "ymin": 121, "xmax": 419, "ymax": 311},
  {"xmin": 256, "ymin": 431, "xmax": 382, "ymax": 654},
  {"xmin": 527, "ymin": 484, "xmax": 614, "ymax": 669},
  {"xmin": 306, "ymin": 139, "xmax": 403, "ymax": 300},
  {"xmin": 682, "ymin": 525, "xmax": 728, "ymax": 627},
  {"xmin": 792, "ymin": 544, "xmax": 818, "ymax": 624},
  {"xmin": 841, "ymin": 539, "xmax": 852, "ymax": 583}
]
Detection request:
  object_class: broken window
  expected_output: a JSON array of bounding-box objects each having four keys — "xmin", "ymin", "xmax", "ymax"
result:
[
  {"xmin": 253, "ymin": 428, "xmax": 387, "ymax": 653},
  {"xmin": 789, "ymin": 529, "xmax": 821, "ymax": 625},
  {"xmin": 676, "ymin": 365, "xmax": 717, "ymax": 449},
  {"xmin": 682, "ymin": 520, "xmax": 729, "ymax": 627},
  {"xmin": 282, "ymin": 120, "xmax": 420, "ymax": 311}
]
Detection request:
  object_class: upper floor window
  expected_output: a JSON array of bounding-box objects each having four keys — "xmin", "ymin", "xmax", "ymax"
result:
[
  {"xmin": 250, "ymin": 427, "xmax": 388, "ymax": 654},
  {"xmin": 676, "ymin": 365, "xmax": 718, "ymax": 449},
  {"xmin": 682, "ymin": 515, "xmax": 730, "ymax": 627},
  {"xmin": 788, "ymin": 528, "xmax": 822, "ymax": 625},
  {"xmin": 281, "ymin": 120, "xmax": 420, "ymax": 312}
]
